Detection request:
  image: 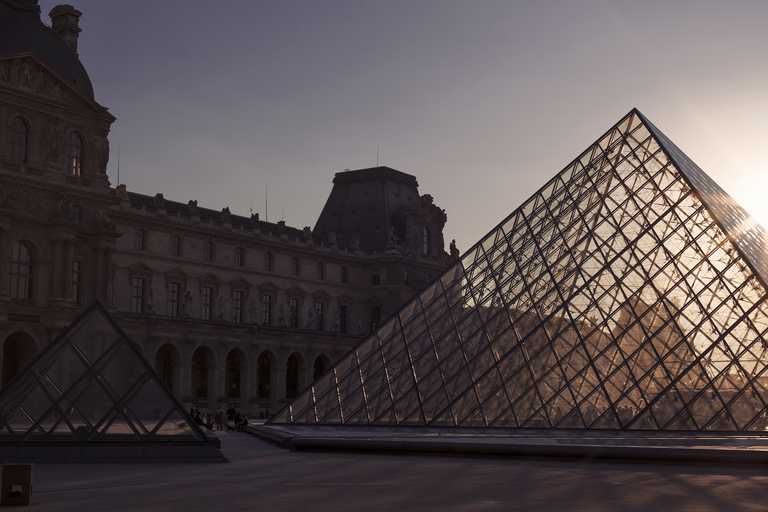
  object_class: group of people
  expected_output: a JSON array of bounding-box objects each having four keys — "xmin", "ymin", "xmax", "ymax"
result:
[{"xmin": 190, "ymin": 404, "xmax": 248, "ymax": 432}]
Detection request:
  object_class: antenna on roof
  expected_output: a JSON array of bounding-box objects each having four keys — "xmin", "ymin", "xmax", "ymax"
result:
[
  {"xmin": 265, "ymin": 184, "xmax": 268, "ymax": 222},
  {"xmin": 117, "ymin": 145, "xmax": 120, "ymax": 185}
]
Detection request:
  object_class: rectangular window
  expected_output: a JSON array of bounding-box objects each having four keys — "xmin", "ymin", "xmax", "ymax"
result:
[
  {"xmin": 291, "ymin": 256, "xmax": 300, "ymax": 276},
  {"xmin": 264, "ymin": 252, "xmax": 272, "ymax": 271},
  {"xmin": 372, "ymin": 269, "xmax": 380, "ymax": 286},
  {"xmin": 341, "ymin": 266, "xmax": 348, "ymax": 283},
  {"xmin": 168, "ymin": 282, "xmax": 180, "ymax": 317},
  {"xmin": 171, "ymin": 235, "xmax": 180, "ymax": 256},
  {"xmin": 262, "ymin": 294, "xmax": 272, "ymax": 326},
  {"xmin": 204, "ymin": 241, "xmax": 213, "ymax": 262},
  {"xmin": 289, "ymin": 298, "xmax": 299, "ymax": 328},
  {"xmin": 131, "ymin": 277, "xmax": 145, "ymax": 313},
  {"xmin": 339, "ymin": 304, "xmax": 348, "ymax": 334},
  {"xmin": 317, "ymin": 261, "xmax": 325, "ymax": 280},
  {"xmin": 370, "ymin": 307, "xmax": 381, "ymax": 332},
  {"xmin": 315, "ymin": 301, "xmax": 324, "ymax": 331},
  {"xmin": 202, "ymin": 286, "xmax": 213, "ymax": 320},
  {"xmin": 135, "ymin": 229, "xmax": 144, "ymax": 250},
  {"xmin": 72, "ymin": 261, "xmax": 82, "ymax": 306},
  {"xmin": 235, "ymin": 247, "xmax": 243, "ymax": 267},
  {"xmin": 233, "ymin": 290, "xmax": 243, "ymax": 323}
]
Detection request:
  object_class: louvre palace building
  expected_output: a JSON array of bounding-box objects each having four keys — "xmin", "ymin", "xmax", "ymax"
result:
[{"xmin": 0, "ymin": 1, "xmax": 456, "ymax": 416}]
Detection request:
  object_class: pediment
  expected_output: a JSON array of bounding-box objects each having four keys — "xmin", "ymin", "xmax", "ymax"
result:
[
  {"xmin": 0, "ymin": 53, "xmax": 113, "ymax": 118},
  {"xmin": 128, "ymin": 262, "xmax": 154, "ymax": 275},
  {"xmin": 259, "ymin": 281, "xmax": 279, "ymax": 294},
  {"xmin": 198, "ymin": 272, "xmax": 220, "ymax": 284},
  {"xmin": 313, "ymin": 289, "xmax": 330, "ymax": 302},
  {"xmin": 230, "ymin": 277, "xmax": 252, "ymax": 288},
  {"xmin": 164, "ymin": 267, "xmax": 189, "ymax": 278},
  {"xmin": 286, "ymin": 286, "xmax": 306, "ymax": 297}
]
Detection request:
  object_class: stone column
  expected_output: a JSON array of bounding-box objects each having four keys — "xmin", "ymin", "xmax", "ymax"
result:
[
  {"xmin": 94, "ymin": 247, "xmax": 105, "ymax": 302},
  {"xmin": 0, "ymin": 225, "xmax": 11, "ymax": 299},
  {"xmin": 276, "ymin": 355, "xmax": 287, "ymax": 404},
  {"xmin": 50, "ymin": 238, "xmax": 64, "ymax": 299},
  {"xmin": 62, "ymin": 239, "xmax": 74, "ymax": 301},
  {"xmin": 104, "ymin": 248, "xmax": 114, "ymax": 307}
]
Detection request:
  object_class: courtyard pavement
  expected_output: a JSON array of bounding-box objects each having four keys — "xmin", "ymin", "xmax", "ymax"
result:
[{"xmin": 13, "ymin": 427, "xmax": 768, "ymax": 511}]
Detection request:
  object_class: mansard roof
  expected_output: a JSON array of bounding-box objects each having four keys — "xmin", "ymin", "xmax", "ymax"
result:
[{"xmin": 313, "ymin": 166, "xmax": 426, "ymax": 252}]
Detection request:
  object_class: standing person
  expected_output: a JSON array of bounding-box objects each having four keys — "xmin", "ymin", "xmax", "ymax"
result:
[
  {"xmin": 226, "ymin": 403, "xmax": 237, "ymax": 430},
  {"xmin": 215, "ymin": 405, "xmax": 224, "ymax": 431}
]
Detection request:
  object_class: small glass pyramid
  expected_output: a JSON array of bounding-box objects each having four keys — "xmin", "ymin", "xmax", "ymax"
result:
[
  {"xmin": 0, "ymin": 302, "xmax": 209, "ymax": 443},
  {"xmin": 270, "ymin": 108, "xmax": 768, "ymax": 432}
]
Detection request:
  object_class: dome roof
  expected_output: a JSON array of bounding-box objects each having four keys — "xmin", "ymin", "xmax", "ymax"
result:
[{"xmin": 0, "ymin": 3, "xmax": 94, "ymax": 98}]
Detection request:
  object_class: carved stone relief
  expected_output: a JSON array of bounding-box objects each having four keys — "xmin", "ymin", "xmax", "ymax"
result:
[{"xmin": 0, "ymin": 57, "xmax": 78, "ymax": 105}]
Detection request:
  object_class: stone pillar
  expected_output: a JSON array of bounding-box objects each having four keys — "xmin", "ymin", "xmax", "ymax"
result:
[
  {"xmin": 0, "ymin": 225, "xmax": 11, "ymax": 300},
  {"xmin": 104, "ymin": 248, "xmax": 114, "ymax": 307},
  {"xmin": 50, "ymin": 238, "xmax": 64, "ymax": 299},
  {"xmin": 179, "ymin": 359, "xmax": 191, "ymax": 405},
  {"xmin": 94, "ymin": 247, "xmax": 105, "ymax": 302},
  {"xmin": 276, "ymin": 356, "xmax": 287, "ymax": 404},
  {"xmin": 63, "ymin": 239, "xmax": 74, "ymax": 301}
]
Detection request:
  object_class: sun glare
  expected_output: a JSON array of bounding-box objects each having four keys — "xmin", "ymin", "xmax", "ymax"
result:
[{"xmin": 730, "ymin": 171, "xmax": 768, "ymax": 230}]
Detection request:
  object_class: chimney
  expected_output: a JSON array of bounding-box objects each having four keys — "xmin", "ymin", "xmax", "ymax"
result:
[{"xmin": 49, "ymin": 5, "xmax": 82, "ymax": 55}]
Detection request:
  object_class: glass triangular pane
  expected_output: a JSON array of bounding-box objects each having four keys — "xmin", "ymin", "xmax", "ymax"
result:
[
  {"xmin": 66, "ymin": 307, "xmax": 122, "ymax": 364},
  {"xmin": 154, "ymin": 409, "xmax": 204, "ymax": 441},
  {"xmin": 96, "ymin": 341, "xmax": 147, "ymax": 399}
]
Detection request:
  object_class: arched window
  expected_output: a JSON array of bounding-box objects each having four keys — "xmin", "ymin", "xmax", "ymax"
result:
[
  {"xmin": 9, "ymin": 242, "xmax": 31, "ymax": 300},
  {"xmin": 8, "ymin": 117, "xmax": 28, "ymax": 164},
  {"xmin": 258, "ymin": 353, "xmax": 271, "ymax": 399},
  {"xmin": 423, "ymin": 226, "xmax": 432, "ymax": 255},
  {"xmin": 192, "ymin": 348, "xmax": 209, "ymax": 400},
  {"xmin": 2, "ymin": 338, "xmax": 18, "ymax": 389},
  {"xmin": 66, "ymin": 131, "xmax": 82, "ymax": 176},
  {"xmin": 2, "ymin": 332, "xmax": 36, "ymax": 389},
  {"xmin": 313, "ymin": 355, "xmax": 330, "ymax": 381},
  {"xmin": 156, "ymin": 345, "xmax": 174, "ymax": 391},
  {"xmin": 226, "ymin": 352, "xmax": 241, "ymax": 399},
  {"xmin": 286, "ymin": 354, "xmax": 300, "ymax": 398}
]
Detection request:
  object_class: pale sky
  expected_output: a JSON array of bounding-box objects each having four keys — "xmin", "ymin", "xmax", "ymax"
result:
[{"xmin": 37, "ymin": 0, "xmax": 768, "ymax": 253}]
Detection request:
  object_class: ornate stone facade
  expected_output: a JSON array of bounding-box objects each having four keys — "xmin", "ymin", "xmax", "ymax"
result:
[{"xmin": 0, "ymin": 2, "xmax": 454, "ymax": 416}]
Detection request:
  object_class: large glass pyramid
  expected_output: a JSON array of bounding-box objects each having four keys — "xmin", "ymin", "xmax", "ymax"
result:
[
  {"xmin": 0, "ymin": 302, "xmax": 212, "ymax": 444},
  {"xmin": 270, "ymin": 108, "xmax": 768, "ymax": 432}
]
